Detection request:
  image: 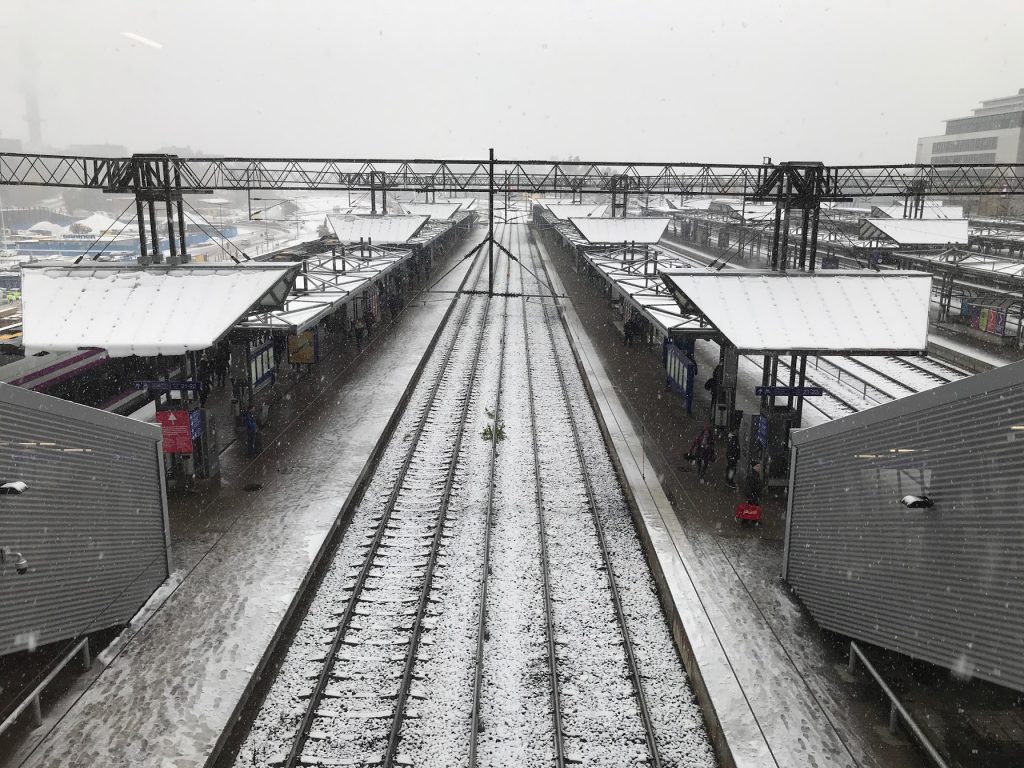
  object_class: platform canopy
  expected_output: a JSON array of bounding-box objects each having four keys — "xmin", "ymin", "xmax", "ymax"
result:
[
  {"xmin": 399, "ymin": 203, "xmax": 461, "ymax": 220},
  {"xmin": 327, "ymin": 214, "xmax": 428, "ymax": 245},
  {"xmin": 660, "ymin": 270, "xmax": 933, "ymax": 354},
  {"xmin": 859, "ymin": 218, "xmax": 969, "ymax": 246},
  {"xmin": 21, "ymin": 263, "xmax": 299, "ymax": 357},
  {"xmin": 547, "ymin": 203, "xmax": 609, "ymax": 220},
  {"xmin": 569, "ymin": 217, "xmax": 670, "ymax": 245}
]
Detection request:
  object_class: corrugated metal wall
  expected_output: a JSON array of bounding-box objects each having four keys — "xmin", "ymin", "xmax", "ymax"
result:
[
  {"xmin": 787, "ymin": 379, "xmax": 1024, "ymax": 693},
  {"xmin": 0, "ymin": 385, "xmax": 168, "ymax": 656}
]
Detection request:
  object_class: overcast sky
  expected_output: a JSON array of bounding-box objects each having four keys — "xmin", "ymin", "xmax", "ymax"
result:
[{"xmin": 2, "ymin": 0, "xmax": 1022, "ymax": 164}]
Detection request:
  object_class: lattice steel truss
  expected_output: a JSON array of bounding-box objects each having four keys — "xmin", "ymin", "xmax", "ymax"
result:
[{"xmin": 3, "ymin": 152, "xmax": 1024, "ymax": 197}]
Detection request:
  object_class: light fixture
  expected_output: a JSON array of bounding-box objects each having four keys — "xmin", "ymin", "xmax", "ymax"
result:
[
  {"xmin": 1, "ymin": 547, "xmax": 28, "ymax": 575},
  {"xmin": 900, "ymin": 495, "xmax": 934, "ymax": 509}
]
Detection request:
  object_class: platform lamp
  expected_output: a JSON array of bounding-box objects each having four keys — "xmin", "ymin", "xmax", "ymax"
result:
[{"xmin": 0, "ymin": 480, "xmax": 29, "ymax": 575}]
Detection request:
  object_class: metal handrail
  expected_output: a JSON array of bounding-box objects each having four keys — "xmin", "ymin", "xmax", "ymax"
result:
[
  {"xmin": 0, "ymin": 637, "xmax": 90, "ymax": 736},
  {"xmin": 848, "ymin": 641, "xmax": 949, "ymax": 768}
]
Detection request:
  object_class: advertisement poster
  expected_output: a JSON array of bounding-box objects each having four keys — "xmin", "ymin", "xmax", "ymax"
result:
[
  {"xmin": 156, "ymin": 410, "xmax": 194, "ymax": 454},
  {"xmin": 288, "ymin": 330, "xmax": 320, "ymax": 365}
]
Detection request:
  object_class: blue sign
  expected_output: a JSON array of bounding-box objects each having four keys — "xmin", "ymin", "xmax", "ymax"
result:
[
  {"xmin": 756, "ymin": 415, "xmax": 769, "ymax": 447},
  {"xmin": 755, "ymin": 386, "xmax": 823, "ymax": 397},
  {"xmin": 136, "ymin": 380, "xmax": 203, "ymax": 392},
  {"xmin": 189, "ymin": 408, "xmax": 205, "ymax": 440}
]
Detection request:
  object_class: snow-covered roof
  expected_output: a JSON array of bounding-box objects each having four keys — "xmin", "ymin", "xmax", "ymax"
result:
[
  {"xmin": 21, "ymin": 263, "xmax": 298, "ymax": 357},
  {"xmin": 239, "ymin": 247, "xmax": 412, "ymax": 333},
  {"xmin": 327, "ymin": 215, "xmax": 428, "ymax": 245},
  {"xmin": 546, "ymin": 203, "xmax": 609, "ymax": 220},
  {"xmin": 399, "ymin": 203, "xmax": 461, "ymax": 220},
  {"xmin": 859, "ymin": 218, "xmax": 969, "ymax": 245},
  {"xmin": 442, "ymin": 198, "xmax": 478, "ymax": 211},
  {"xmin": 871, "ymin": 203, "xmax": 964, "ymax": 220},
  {"xmin": 660, "ymin": 270, "xmax": 933, "ymax": 353},
  {"xmin": 72, "ymin": 212, "xmax": 136, "ymax": 236},
  {"xmin": 26, "ymin": 221, "xmax": 68, "ymax": 236},
  {"xmin": 570, "ymin": 217, "xmax": 670, "ymax": 245},
  {"xmin": 667, "ymin": 198, "xmax": 714, "ymax": 211}
]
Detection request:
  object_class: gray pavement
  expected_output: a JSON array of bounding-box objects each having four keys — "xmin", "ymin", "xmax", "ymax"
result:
[
  {"xmin": 6, "ymin": 227, "xmax": 482, "ymax": 768},
  {"xmin": 538, "ymin": 227, "xmax": 926, "ymax": 768}
]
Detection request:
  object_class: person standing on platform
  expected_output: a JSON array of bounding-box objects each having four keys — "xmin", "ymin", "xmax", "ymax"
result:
[
  {"xmin": 197, "ymin": 353, "xmax": 213, "ymax": 407},
  {"xmin": 353, "ymin": 315, "xmax": 366, "ymax": 352},
  {"xmin": 214, "ymin": 346, "xmax": 229, "ymax": 389},
  {"xmin": 746, "ymin": 461, "xmax": 763, "ymax": 506},
  {"xmin": 244, "ymin": 406, "xmax": 260, "ymax": 457},
  {"xmin": 690, "ymin": 424, "xmax": 716, "ymax": 484},
  {"xmin": 724, "ymin": 431, "xmax": 741, "ymax": 489},
  {"xmin": 623, "ymin": 314, "xmax": 634, "ymax": 347}
]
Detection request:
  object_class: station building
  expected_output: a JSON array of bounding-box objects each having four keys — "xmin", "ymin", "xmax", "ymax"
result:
[{"xmin": 916, "ymin": 88, "xmax": 1024, "ymax": 165}]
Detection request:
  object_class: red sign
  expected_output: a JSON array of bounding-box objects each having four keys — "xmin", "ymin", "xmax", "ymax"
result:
[{"xmin": 156, "ymin": 410, "xmax": 194, "ymax": 454}]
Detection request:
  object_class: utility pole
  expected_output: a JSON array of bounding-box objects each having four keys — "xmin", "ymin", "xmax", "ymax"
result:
[{"xmin": 488, "ymin": 147, "xmax": 495, "ymax": 297}]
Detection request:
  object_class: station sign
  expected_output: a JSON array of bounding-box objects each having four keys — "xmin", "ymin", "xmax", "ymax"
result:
[
  {"xmin": 136, "ymin": 380, "xmax": 202, "ymax": 392},
  {"xmin": 756, "ymin": 415, "xmax": 769, "ymax": 447},
  {"xmin": 755, "ymin": 386, "xmax": 823, "ymax": 397},
  {"xmin": 156, "ymin": 409, "xmax": 194, "ymax": 454}
]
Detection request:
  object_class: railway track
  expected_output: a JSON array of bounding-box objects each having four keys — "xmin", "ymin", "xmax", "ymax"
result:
[
  {"xmin": 282, "ymin": 266, "xmax": 491, "ymax": 768},
  {"xmin": 227, "ymin": 223, "xmax": 713, "ymax": 768}
]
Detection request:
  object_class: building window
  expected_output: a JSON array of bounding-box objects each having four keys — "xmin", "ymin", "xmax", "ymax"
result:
[
  {"xmin": 945, "ymin": 112, "xmax": 1024, "ymax": 134},
  {"xmin": 930, "ymin": 152, "xmax": 998, "ymax": 164},
  {"xmin": 932, "ymin": 136, "xmax": 998, "ymax": 154}
]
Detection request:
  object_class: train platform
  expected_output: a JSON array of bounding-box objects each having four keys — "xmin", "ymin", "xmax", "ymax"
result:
[
  {"xmin": 538, "ymin": 230, "xmax": 927, "ymax": 768},
  {"xmin": 3, "ymin": 228, "xmax": 482, "ymax": 768},
  {"xmin": 927, "ymin": 327, "xmax": 1022, "ymax": 373}
]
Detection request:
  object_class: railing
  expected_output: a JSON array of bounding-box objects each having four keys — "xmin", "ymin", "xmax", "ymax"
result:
[
  {"xmin": 848, "ymin": 641, "xmax": 949, "ymax": 768},
  {"xmin": 0, "ymin": 637, "xmax": 91, "ymax": 736}
]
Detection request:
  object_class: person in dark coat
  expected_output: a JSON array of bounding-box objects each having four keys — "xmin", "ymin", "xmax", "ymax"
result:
[
  {"xmin": 746, "ymin": 461, "xmax": 763, "ymax": 506},
  {"xmin": 689, "ymin": 425, "xmax": 716, "ymax": 484},
  {"xmin": 214, "ymin": 346, "xmax": 229, "ymax": 388},
  {"xmin": 197, "ymin": 353, "xmax": 213, "ymax": 407},
  {"xmin": 244, "ymin": 406, "xmax": 260, "ymax": 457},
  {"xmin": 724, "ymin": 431, "xmax": 741, "ymax": 489},
  {"xmin": 623, "ymin": 315, "xmax": 634, "ymax": 347}
]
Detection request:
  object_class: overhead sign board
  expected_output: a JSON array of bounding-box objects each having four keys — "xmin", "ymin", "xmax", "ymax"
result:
[
  {"xmin": 156, "ymin": 409, "xmax": 194, "ymax": 454},
  {"xmin": 755, "ymin": 386, "xmax": 824, "ymax": 397}
]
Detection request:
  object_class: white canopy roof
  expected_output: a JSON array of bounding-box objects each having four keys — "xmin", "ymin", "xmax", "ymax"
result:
[
  {"xmin": 21, "ymin": 263, "xmax": 298, "ymax": 357},
  {"xmin": 661, "ymin": 270, "xmax": 933, "ymax": 353},
  {"xmin": 871, "ymin": 203, "xmax": 964, "ymax": 220},
  {"xmin": 399, "ymin": 203, "xmax": 461, "ymax": 220},
  {"xmin": 859, "ymin": 218, "xmax": 969, "ymax": 245},
  {"xmin": 327, "ymin": 215, "xmax": 428, "ymax": 245},
  {"xmin": 547, "ymin": 203, "xmax": 609, "ymax": 220},
  {"xmin": 570, "ymin": 217, "xmax": 670, "ymax": 245}
]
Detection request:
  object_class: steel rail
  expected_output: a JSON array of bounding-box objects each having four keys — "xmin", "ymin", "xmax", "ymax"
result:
[
  {"xmin": 381, "ymin": 270, "xmax": 494, "ymax": 768},
  {"xmin": 766, "ymin": 355, "xmax": 860, "ymax": 417},
  {"xmin": 281, "ymin": 248, "xmax": 488, "ymax": 768},
  {"xmin": 519, "ymin": 223, "xmax": 568, "ymax": 768},
  {"xmin": 523, "ymin": 228, "xmax": 664, "ymax": 768},
  {"xmin": 887, "ymin": 354, "xmax": 959, "ymax": 384},
  {"xmin": 835, "ymin": 356, "xmax": 918, "ymax": 398},
  {"xmin": 467, "ymin": 222, "xmax": 512, "ymax": 768}
]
